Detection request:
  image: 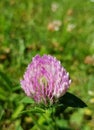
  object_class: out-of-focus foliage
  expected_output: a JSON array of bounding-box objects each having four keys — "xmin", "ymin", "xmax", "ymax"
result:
[{"xmin": 0, "ymin": 0, "xmax": 94, "ymax": 129}]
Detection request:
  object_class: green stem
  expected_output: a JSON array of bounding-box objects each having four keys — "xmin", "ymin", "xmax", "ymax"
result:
[
  {"xmin": 31, "ymin": 113, "xmax": 43, "ymax": 130},
  {"xmin": 52, "ymin": 107, "xmax": 58, "ymax": 130}
]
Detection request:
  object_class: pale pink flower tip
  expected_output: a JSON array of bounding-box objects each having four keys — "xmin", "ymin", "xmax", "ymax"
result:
[{"xmin": 20, "ymin": 55, "xmax": 71, "ymax": 105}]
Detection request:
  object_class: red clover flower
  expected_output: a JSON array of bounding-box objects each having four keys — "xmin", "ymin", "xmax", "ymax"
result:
[{"xmin": 20, "ymin": 55, "xmax": 71, "ymax": 105}]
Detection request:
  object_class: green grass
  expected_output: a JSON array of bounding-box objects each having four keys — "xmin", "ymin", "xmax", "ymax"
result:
[{"xmin": 0, "ymin": 0, "xmax": 94, "ymax": 129}]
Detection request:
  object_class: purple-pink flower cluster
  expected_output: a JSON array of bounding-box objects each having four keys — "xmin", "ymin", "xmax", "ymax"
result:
[{"xmin": 20, "ymin": 55, "xmax": 71, "ymax": 105}]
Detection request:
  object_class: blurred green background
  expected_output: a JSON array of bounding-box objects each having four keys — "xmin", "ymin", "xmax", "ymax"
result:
[{"xmin": 0, "ymin": 0, "xmax": 94, "ymax": 130}]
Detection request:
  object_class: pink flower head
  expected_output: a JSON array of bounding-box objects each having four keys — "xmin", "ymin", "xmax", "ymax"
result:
[{"xmin": 20, "ymin": 55, "xmax": 71, "ymax": 105}]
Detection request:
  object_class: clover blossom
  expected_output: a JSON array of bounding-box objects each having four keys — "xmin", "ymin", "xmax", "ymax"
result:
[{"xmin": 20, "ymin": 55, "xmax": 71, "ymax": 105}]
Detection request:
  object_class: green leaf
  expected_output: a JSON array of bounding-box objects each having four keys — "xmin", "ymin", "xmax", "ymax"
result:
[
  {"xmin": 0, "ymin": 105, "xmax": 4, "ymax": 120},
  {"xmin": 15, "ymin": 120, "xmax": 24, "ymax": 130},
  {"xmin": 12, "ymin": 85, "xmax": 21, "ymax": 91},
  {"xmin": 20, "ymin": 107, "xmax": 45, "ymax": 114},
  {"xmin": 0, "ymin": 87, "xmax": 8, "ymax": 101},
  {"xmin": 0, "ymin": 71, "xmax": 12, "ymax": 92},
  {"xmin": 59, "ymin": 92, "xmax": 87, "ymax": 108},
  {"xmin": 20, "ymin": 96, "xmax": 35, "ymax": 104},
  {"xmin": 11, "ymin": 104, "xmax": 24, "ymax": 119}
]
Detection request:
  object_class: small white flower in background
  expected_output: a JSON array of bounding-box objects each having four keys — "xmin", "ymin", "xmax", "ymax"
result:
[
  {"xmin": 47, "ymin": 20, "xmax": 62, "ymax": 31},
  {"xmin": 51, "ymin": 2, "xmax": 59, "ymax": 12},
  {"xmin": 66, "ymin": 23, "xmax": 76, "ymax": 32},
  {"xmin": 88, "ymin": 90, "xmax": 94, "ymax": 96}
]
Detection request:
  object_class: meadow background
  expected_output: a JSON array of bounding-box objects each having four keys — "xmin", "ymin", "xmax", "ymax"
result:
[{"xmin": 0, "ymin": 0, "xmax": 94, "ymax": 130}]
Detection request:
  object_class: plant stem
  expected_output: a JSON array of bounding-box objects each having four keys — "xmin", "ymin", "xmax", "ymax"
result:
[
  {"xmin": 52, "ymin": 107, "xmax": 58, "ymax": 130},
  {"xmin": 31, "ymin": 113, "xmax": 43, "ymax": 130}
]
